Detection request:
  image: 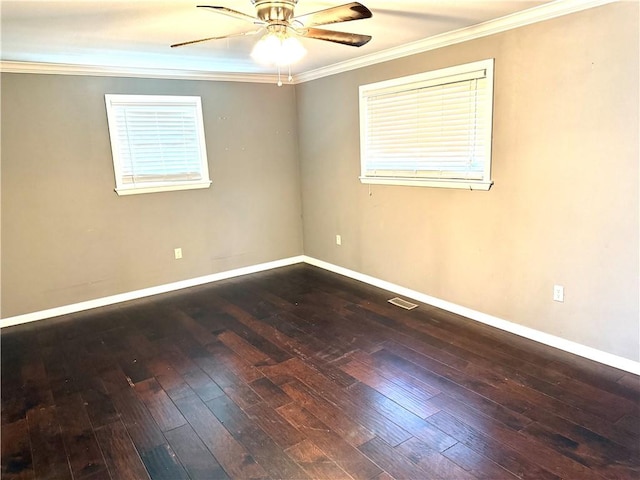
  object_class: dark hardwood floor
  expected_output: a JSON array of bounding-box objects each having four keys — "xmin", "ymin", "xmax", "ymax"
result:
[{"xmin": 2, "ymin": 264, "xmax": 639, "ymax": 480}]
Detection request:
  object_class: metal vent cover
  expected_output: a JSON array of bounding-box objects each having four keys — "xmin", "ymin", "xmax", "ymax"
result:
[{"xmin": 388, "ymin": 297, "xmax": 418, "ymax": 310}]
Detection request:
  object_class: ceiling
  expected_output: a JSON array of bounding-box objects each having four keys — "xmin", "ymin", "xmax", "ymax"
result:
[{"xmin": 1, "ymin": 1, "xmax": 557, "ymax": 79}]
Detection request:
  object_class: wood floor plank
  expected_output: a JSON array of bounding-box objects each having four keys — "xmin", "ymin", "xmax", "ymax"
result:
[
  {"xmin": 371, "ymin": 347, "xmax": 535, "ymax": 430},
  {"xmin": 428, "ymin": 391, "xmax": 606, "ymax": 480},
  {"xmin": 427, "ymin": 410, "xmax": 561, "ymax": 480},
  {"xmin": 279, "ymin": 378, "xmax": 377, "ymax": 447},
  {"xmin": 191, "ymin": 304, "xmax": 293, "ymax": 364},
  {"xmin": 358, "ymin": 436, "xmax": 436, "ymax": 480},
  {"xmin": 165, "ymin": 423, "xmax": 230, "ymax": 480},
  {"xmin": 203, "ymin": 297, "xmax": 311, "ymax": 363},
  {"xmin": 442, "ymin": 440, "xmax": 521, "ymax": 479},
  {"xmin": 138, "ymin": 443, "xmax": 189, "ymax": 480},
  {"xmin": 190, "ymin": 355, "xmax": 263, "ymax": 411},
  {"xmin": 1, "ymin": 362, "xmax": 27, "ymax": 425},
  {"xmin": 146, "ymin": 357, "xmax": 191, "ymax": 396},
  {"xmin": 248, "ymin": 376, "xmax": 292, "ymax": 408},
  {"xmin": 616, "ymin": 414, "xmax": 640, "ymax": 435},
  {"xmin": 526, "ymin": 402, "xmax": 640, "ymax": 457},
  {"xmin": 394, "ymin": 438, "xmax": 476, "ymax": 480},
  {"xmin": 134, "ymin": 378, "xmax": 187, "ymax": 432},
  {"xmin": 107, "ymin": 384, "xmax": 166, "ymax": 453},
  {"xmin": 206, "ymin": 394, "xmax": 311, "ymax": 479},
  {"xmin": 216, "ymin": 330, "xmax": 274, "ymax": 367},
  {"xmin": 204, "ymin": 340, "xmax": 265, "ymax": 384},
  {"xmin": 285, "ymin": 439, "xmax": 355, "ymax": 479},
  {"xmin": 27, "ymin": 406, "xmax": 73, "ymax": 480},
  {"xmin": 521, "ymin": 421, "xmax": 640, "ymax": 480},
  {"xmin": 277, "ymin": 402, "xmax": 383, "ymax": 480},
  {"xmin": 1, "ymin": 419, "xmax": 34, "ymax": 480},
  {"xmin": 256, "ymin": 311, "xmax": 359, "ymax": 386},
  {"xmin": 20, "ymin": 354, "xmax": 54, "ymax": 418},
  {"xmin": 214, "ymin": 282, "xmax": 283, "ymax": 320},
  {"xmin": 244, "ymin": 401, "xmax": 307, "ymax": 449},
  {"xmin": 379, "ymin": 341, "xmax": 533, "ymax": 416},
  {"xmin": 94, "ymin": 421, "xmax": 151, "ymax": 480},
  {"xmin": 339, "ymin": 357, "xmax": 439, "ymax": 419},
  {"xmin": 350, "ymin": 349, "xmax": 533, "ymax": 431},
  {"xmin": 157, "ymin": 342, "xmax": 201, "ymax": 376},
  {"xmin": 172, "ymin": 308, "xmax": 219, "ymax": 347},
  {"xmin": 526, "ymin": 406, "xmax": 640, "ymax": 461},
  {"xmin": 267, "ymin": 357, "xmax": 413, "ymax": 446},
  {"xmin": 173, "ymin": 393, "xmax": 268, "ymax": 479},
  {"xmin": 618, "ymin": 373, "xmax": 640, "ymax": 395},
  {"xmin": 54, "ymin": 393, "xmax": 109, "ymax": 480},
  {"xmin": 80, "ymin": 383, "xmax": 121, "ymax": 430},
  {"xmin": 118, "ymin": 355, "xmax": 153, "ymax": 386},
  {"xmin": 181, "ymin": 368, "xmax": 225, "ymax": 403},
  {"xmin": 150, "ymin": 349, "xmax": 225, "ymax": 403},
  {"xmin": 41, "ymin": 346, "xmax": 79, "ymax": 400},
  {"xmin": 279, "ymin": 299, "xmax": 383, "ymax": 357},
  {"xmin": 347, "ymin": 381, "xmax": 457, "ymax": 452}
]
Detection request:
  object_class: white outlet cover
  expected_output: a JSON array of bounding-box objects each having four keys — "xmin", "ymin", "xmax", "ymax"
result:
[{"xmin": 553, "ymin": 285, "xmax": 564, "ymax": 302}]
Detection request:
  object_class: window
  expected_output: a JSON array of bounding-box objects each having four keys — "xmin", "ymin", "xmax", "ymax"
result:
[
  {"xmin": 359, "ymin": 59, "xmax": 494, "ymax": 190},
  {"xmin": 105, "ymin": 94, "xmax": 211, "ymax": 196}
]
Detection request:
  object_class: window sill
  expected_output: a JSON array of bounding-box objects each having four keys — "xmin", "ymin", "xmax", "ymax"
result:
[
  {"xmin": 360, "ymin": 176, "xmax": 493, "ymax": 191},
  {"xmin": 115, "ymin": 180, "xmax": 212, "ymax": 196}
]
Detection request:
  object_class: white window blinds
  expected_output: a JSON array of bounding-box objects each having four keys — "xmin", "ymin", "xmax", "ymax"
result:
[
  {"xmin": 105, "ymin": 95, "xmax": 211, "ymax": 196},
  {"xmin": 359, "ymin": 59, "xmax": 494, "ymax": 190}
]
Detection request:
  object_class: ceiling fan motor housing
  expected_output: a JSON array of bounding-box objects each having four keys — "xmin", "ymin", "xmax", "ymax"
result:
[{"xmin": 252, "ymin": 0, "xmax": 298, "ymax": 24}]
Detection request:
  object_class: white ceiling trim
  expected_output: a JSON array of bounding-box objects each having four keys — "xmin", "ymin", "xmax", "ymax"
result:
[
  {"xmin": 0, "ymin": 61, "xmax": 280, "ymax": 84},
  {"xmin": 294, "ymin": 0, "xmax": 617, "ymax": 83},
  {"xmin": 0, "ymin": 0, "xmax": 616, "ymax": 84}
]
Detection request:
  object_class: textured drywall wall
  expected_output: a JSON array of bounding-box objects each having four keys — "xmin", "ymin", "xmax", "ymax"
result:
[
  {"xmin": 1, "ymin": 74, "xmax": 303, "ymax": 316},
  {"xmin": 296, "ymin": 2, "xmax": 639, "ymax": 361}
]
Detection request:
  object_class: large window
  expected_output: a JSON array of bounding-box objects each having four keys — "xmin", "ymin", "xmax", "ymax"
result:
[
  {"xmin": 359, "ymin": 59, "xmax": 494, "ymax": 190},
  {"xmin": 105, "ymin": 94, "xmax": 211, "ymax": 196}
]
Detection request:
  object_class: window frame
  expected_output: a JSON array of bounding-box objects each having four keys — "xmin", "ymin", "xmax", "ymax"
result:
[
  {"xmin": 359, "ymin": 59, "xmax": 495, "ymax": 191},
  {"xmin": 105, "ymin": 94, "xmax": 212, "ymax": 196}
]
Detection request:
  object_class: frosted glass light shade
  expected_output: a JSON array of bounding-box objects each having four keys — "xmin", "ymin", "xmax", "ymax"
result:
[{"xmin": 251, "ymin": 31, "xmax": 306, "ymax": 66}]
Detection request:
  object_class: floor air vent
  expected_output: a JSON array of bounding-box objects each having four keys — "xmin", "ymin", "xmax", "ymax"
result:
[{"xmin": 388, "ymin": 297, "xmax": 418, "ymax": 310}]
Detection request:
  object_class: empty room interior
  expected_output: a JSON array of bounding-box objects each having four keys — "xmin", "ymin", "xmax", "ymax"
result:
[{"xmin": 1, "ymin": 1, "xmax": 639, "ymax": 479}]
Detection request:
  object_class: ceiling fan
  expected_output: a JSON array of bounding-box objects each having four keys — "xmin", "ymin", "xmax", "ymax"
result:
[{"xmin": 171, "ymin": 1, "xmax": 373, "ymax": 51}]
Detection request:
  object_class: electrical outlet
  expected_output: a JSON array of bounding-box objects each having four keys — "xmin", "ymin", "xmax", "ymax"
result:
[
  {"xmin": 174, "ymin": 247, "xmax": 182, "ymax": 260},
  {"xmin": 336, "ymin": 234, "xmax": 342, "ymax": 246},
  {"xmin": 553, "ymin": 284, "xmax": 564, "ymax": 302}
]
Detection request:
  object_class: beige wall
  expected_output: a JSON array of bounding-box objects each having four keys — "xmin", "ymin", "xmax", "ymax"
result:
[
  {"xmin": 1, "ymin": 74, "xmax": 303, "ymax": 316},
  {"xmin": 297, "ymin": 2, "xmax": 639, "ymax": 361}
]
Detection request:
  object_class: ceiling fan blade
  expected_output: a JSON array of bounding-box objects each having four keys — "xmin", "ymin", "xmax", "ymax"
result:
[
  {"xmin": 171, "ymin": 29, "xmax": 261, "ymax": 48},
  {"xmin": 197, "ymin": 5, "xmax": 263, "ymax": 24},
  {"xmin": 300, "ymin": 27, "xmax": 371, "ymax": 47},
  {"xmin": 293, "ymin": 2, "xmax": 372, "ymax": 28}
]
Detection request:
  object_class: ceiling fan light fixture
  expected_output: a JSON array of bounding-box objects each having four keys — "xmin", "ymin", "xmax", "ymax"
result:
[{"xmin": 251, "ymin": 29, "xmax": 306, "ymax": 66}]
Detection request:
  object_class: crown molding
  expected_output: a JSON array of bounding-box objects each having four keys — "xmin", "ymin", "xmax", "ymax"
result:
[
  {"xmin": 0, "ymin": 0, "xmax": 617, "ymax": 84},
  {"xmin": 294, "ymin": 0, "xmax": 618, "ymax": 83},
  {"xmin": 0, "ymin": 60, "xmax": 280, "ymax": 84}
]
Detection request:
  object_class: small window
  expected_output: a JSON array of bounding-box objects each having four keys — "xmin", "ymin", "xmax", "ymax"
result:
[
  {"xmin": 105, "ymin": 94, "xmax": 211, "ymax": 196},
  {"xmin": 359, "ymin": 59, "xmax": 494, "ymax": 190}
]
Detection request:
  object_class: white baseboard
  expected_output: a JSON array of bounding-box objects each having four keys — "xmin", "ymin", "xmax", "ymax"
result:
[
  {"xmin": 0, "ymin": 256, "xmax": 305, "ymax": 329},
  {"xmin": 2, "ymin": 253, "xmax": 638, "ymax": 375},
  {"xmin": 303, "ymin": 256, "xmax": 640, "ymax": 375}
]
